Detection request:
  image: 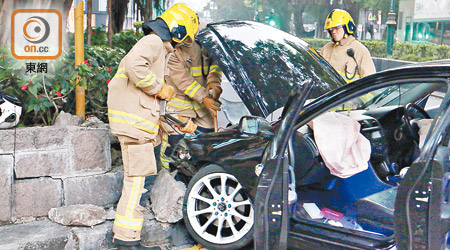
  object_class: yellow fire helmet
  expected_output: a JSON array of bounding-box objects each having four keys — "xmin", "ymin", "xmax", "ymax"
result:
[
  {"xmin": 160, "ymin": 4, "xmax": 197, "ymax": 43},
  {"xmin": 324, "ymin": 9, "xmax": 356, "ymax": 35},
  {"xmin": 169, "ymin": 3, "xmax": 199, "ymax": 36}
]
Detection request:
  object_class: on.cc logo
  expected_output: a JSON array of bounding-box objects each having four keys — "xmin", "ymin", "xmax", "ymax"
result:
[
  {"xmin": 11, "ymin": 9, "xmax": 62, "ymax": 60},
  {"xmin": 23, "ymin": 16, "xmax": 50, "ymax": 44}
]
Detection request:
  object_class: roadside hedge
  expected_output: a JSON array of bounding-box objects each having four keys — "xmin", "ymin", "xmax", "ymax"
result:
[{"xmin": 303, "ymin": 38, "xmax": 450, "ymax": 61}]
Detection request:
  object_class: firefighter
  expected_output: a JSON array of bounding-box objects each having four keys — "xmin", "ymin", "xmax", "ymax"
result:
[
  {"xmin": 107, "ymin": 5, "xmax": 197, "ymax": 250},
  {"xmin": 320, "ymin": 9, "xmax": 376, "ymax": 82},
  {"xmin": 151, "ymin": 5, "xmax": 222, "ymax": 169}
]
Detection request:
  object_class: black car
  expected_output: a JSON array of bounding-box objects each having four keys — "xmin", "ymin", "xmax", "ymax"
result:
[{"xmin": 168, "ymin": 21, "xmax": 450, "ymax": 250}]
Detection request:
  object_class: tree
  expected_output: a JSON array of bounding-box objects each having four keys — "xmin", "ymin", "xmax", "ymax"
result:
[
  {"xmin": 87, "ymin": 0, "xmax": 93, "ymax": 45},
  {"xmin": 108, "ymin": 0, "xmax": 113, "ymax": 46},
  {"xmin": 208, "ymin": 0, "xmax": 254, "ymax": 22},
  {"xmin": 111, "ymin": 0, "xmax": 129, "ymax": 34},
  {"xmin": 134, "ymin": 0, "xmax": 153, "ymax": 21}
]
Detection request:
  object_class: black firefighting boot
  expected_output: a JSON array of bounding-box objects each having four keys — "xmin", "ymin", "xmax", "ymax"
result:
[{"xmin": 114, "ymin": 239, "xmax": 162, "ymax": 250}]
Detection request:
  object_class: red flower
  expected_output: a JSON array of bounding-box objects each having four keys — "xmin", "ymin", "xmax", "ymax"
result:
[
  {"xmin": 107, "ymin": 79, "xmax": 111, "ymax": 84},
  {"xmin": 56, "ymin": 91, "xmax": 62, "ymax": 97},
  {"xmin": 102, "ymin": 90, "xmax": 105, "ymax": 93},
  {"xmin": 37, "ymin": 94, "xmax": 42, "ymax": 97},
  {"xmin": 88, "ymin": 62, "xmax": 91, "ymax": 67},
  {"xmin": 108, "ymin": 68, "xmax": 113, "ymax": 72},
  {"xmin": 27, "ymin": 80, "xmax": 32, "ymax": 85},
  {"xmin": 2, "ymin": 55, "xmax": 4, "ymax": 60},
  {"xmin": 92, "ymin": 31, "xmax": 95, "ymax": 34},
  {"xmin": 21, "ymin": 85, "xmax": 27, "ymax": 91},
  {"xmin": 84, "ymin": 60, "xmax": 88, "ymax": 64}
]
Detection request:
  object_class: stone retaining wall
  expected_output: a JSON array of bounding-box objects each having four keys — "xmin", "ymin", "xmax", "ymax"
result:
[{"xmin": 0, "ymin": 125, "xmax": 123, "ymax": 224}]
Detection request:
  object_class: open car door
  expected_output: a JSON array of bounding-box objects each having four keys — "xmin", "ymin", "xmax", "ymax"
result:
[
  {"xmin": 254, "ymin": 80, "xmax": 313, "ymax": 250},
  {"xmin": 395, "ymin": 98, "xmax": 450, "ymax": 250}
]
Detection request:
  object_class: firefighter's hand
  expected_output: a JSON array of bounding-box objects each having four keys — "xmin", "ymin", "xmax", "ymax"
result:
[
  {"xmin": 174, "ymin": 116, "xmax": 197, "ymax": 134},
  {"xmin": 156, "ymin": 84, "xmax": 174, "ymax": 101},
  {"xmin": 206, "ymin": 81, "xmax": 222, "ymax": 100},
  {"xmin": 203, "ymin": 97, "xmax": 221, "ymax": 112}
]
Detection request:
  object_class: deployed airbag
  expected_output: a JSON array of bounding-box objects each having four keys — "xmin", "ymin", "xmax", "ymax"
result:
[{"xmin": 309, "ymin": 112, "xmax": 371, "ymax": 178}]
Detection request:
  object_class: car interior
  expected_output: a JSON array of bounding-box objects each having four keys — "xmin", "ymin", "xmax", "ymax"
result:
[{"xmin": 286, "ymin": 81, "xmax": 448, "ymax": 242}]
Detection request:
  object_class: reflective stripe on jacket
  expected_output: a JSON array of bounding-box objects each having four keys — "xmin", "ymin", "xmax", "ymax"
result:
[
  {"xmin": 107, "ymin": 34, "xmax": 173, "ymax": 141},
  {"xmin": 166, "ymin": 40, "xmax": 222, "ymax": 119},
  {"xmin": 320, "ymin": 36, "xmax": 376, "ymax": 82}
]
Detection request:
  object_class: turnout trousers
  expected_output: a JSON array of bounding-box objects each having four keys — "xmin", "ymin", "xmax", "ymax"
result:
[{"xmin": 113, "ymin": 135, "xmax": 158, "ymax": 242}]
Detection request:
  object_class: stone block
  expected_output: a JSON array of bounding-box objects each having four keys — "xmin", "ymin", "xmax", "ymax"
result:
[
  {"xmin": 0, "ymin": 130, "xmax": 15, "ymax": 153},
  {"xmin": 14, "ymin": 150, "xmax": 70, "ymax": 178},
  {"xmin": 150, "ymin": 168, "xmax": 186, "ymax": 223},
  {"xmin": 0, "ymin": 219, "xmax": 70, "ymax": 250},
  {"xmin": 170, "ymin": 222, "xmax": 195, "ymax": 248},
  {"xmin": 54, "ymin": 111, "xmax": 82, "ymax": 127},
  {"xmin": 0, "ymin": 127, "xmax": 69, "ymax": 153},
  {"xmin": 70, "ymin": 221, "xmax": 115, "ymax": 250},
  {"xmin": 71, "ymin": 128, "xmax": 111, "ymax": 173},
  {"xmin": 141, "ymin": 219, "xmax": 173, "ymax": 246},
  {"xmin": 14, "ymin": 178, "xmax": 62, "ymax": 218},
  {"xmin": 34, "ymin": 126, "xmax": 69, "ymax": 150},
  {"xmin": 48, "ymin": 204, "xmax": 105, "ymax": 226},
  {"xmin": 0, "ymin": 154, "xmax": 13, "ymax": 223},
  {"xmin": 64, "ymin": 170, "xmax": 123, "ymax": 206}
]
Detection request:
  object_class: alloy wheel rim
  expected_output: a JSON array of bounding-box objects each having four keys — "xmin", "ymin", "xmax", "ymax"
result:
[{"xmin": 187, "ymin": 172, "xmax": 254, "ymax": 244}]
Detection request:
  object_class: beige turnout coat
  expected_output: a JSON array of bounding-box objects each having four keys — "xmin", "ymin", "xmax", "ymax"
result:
[
  {"xmin": 165, "ymin": 40, "xmax": 222, "ymax": 120},
  {"xmin": 320, "ymin": 36, "xmax": 376, "ymax": 82},
  {"xmin": 107, "ymin": 34, "xmax": 173, "ymax": 141}
]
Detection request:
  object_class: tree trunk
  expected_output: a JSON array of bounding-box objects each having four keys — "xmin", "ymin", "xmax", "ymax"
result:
[
  {"xmin": 108, "ymin": 0, "xmax": 113, "ymax": 46},
  {"xmin": 0, "ymin": 0, "xmax": 15, "ymax": 44},
  {"xmin": 111, "ymin": 0, "xmax": 130, "ymax": 33},
  {"xmin": 292, "ymin": 1, "xmax": 307, "ymax": 37},
  {"xmin": 87, "ymin": 0, "xmax": 92, "ymax": 45},
  {"xmin": 62, "ymin": 0, "xmax": 74, "ymax": 49},
  {"xmin": 135, "ymin": 0, "xmax": 153, "ymax": 21}
]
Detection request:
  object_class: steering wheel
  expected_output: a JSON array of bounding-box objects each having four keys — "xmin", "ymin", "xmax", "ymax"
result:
[{"xmin": 401, "ymin": 103, "xmax": 431, "ymax": 143}]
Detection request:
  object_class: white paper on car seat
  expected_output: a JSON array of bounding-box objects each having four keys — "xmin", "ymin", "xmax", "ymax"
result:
[
  {"xmin": 309, "ymin": 112, "xmax": 371, "ymax": 178},
  {"xmin": 416, "ymin": 119, "xmax": 433, "ymax": 150}
]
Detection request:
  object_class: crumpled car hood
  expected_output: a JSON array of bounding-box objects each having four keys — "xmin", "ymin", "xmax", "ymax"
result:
[{"xmin": 197, "ymin": 20, "xmax": 345, "ymax": 117}]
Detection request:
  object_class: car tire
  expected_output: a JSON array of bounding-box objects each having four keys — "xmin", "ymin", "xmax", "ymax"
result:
[{"xmin": 183, "ymin": 164, "xmax": 254, "ymax": 250}]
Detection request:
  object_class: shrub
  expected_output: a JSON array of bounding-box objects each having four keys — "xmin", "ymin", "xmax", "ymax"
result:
[
  {"xmin": 303, "ymin": 38, "xmax": 450, "ymax": 62},
  {"xmin": 0, "ymin": 45, "xmax": 125, "ymax": 126},
  {"xmin": 69, "ymin": 26, "xmax": 143, "ymax": 53}
]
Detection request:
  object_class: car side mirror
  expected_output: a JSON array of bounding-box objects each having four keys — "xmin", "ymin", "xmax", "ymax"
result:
[{"xmin": 238, "ymin": 116, "xmax": 274, "ymax": 137}]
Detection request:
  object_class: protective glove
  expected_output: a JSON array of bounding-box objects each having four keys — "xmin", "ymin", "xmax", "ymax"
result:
[
  {"xmin": 203, "ymin": 97, "xmax": 221, "ymax": 111},
  {"xmin": 202, "ymin": 97, "xmax": 221, "ymax": 117},
  {"xmin": 156, "ymin": 84, "xmax": 174, "ymax": 101},
  {"xmin": 174, "ymin": 115, "xmax": 197, "ymax": 134},
  {"xmin": 206, "ymin": 81, "xmax": 222, "ymax": 100}
]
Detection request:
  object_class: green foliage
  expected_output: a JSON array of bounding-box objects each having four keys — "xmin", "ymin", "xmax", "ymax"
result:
[
  {"xmin": 434, "ymin": 45, "xmax": 450, "ymax": 59},
  {"xmin": 112, "ymin": 29, "xmax": 144, "ymax": 54},
  {"xmin": 89, "ymin": 26, "xmax": 109, "ymax": 46},
  {"xmin": 302, "ymin": 38, "xmax": 329, "ymax": 50},
  {"xmin": 2, "ymin": 26, "xmax": 143, "ymax": 126},
  {"xmin": 303, "ymin": 38, "xmax": 450, "ymax": 62},
  {"xmin": 360, "ymin": 40, "xmax": 387, "ymax": 57},
  {"xmin": 69, "ymin": 27, "xmax": 143, "ymax": 54},
  {"xmin": 0, "ymin": 45, "xmax": 125, "ymax": 126}
]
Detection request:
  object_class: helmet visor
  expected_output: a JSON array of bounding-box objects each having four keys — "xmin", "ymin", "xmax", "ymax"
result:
[{"xmin": 171, "ymin": 25, "xmax": 188, "ymax": 43}]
